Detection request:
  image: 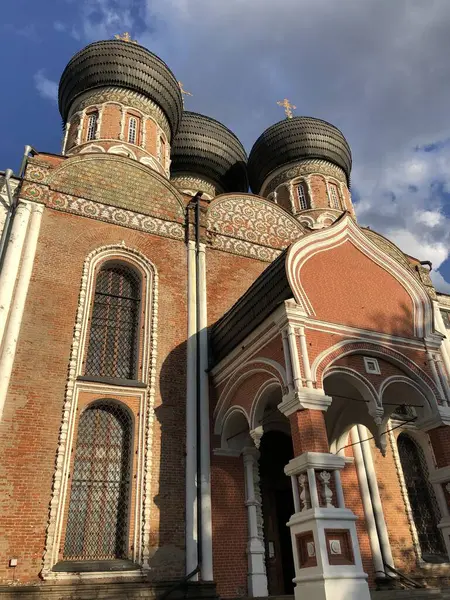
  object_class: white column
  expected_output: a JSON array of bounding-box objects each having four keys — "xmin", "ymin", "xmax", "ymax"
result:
[
  {"xmin": 198, "ymin": 242, "xmax": 213, "ymax": 581},
  {"xmin": 427, "ymin": 350, "xmax": 448, "ymax": 407},
  {"xmin": 282, "ymin": 328, "xmax": 294, "ymax": 393},
  {"xmin": 62, "ymin": 122, "xmax": 71, "ymax": 154},
  {"xmin": 352, "ymin": 427, "xmax": 385, "ymax": 578},
  {"xmin": 298, "ymin": 325, "xmax": 313, "ymax": 389},
  {"xmin": 287, "ymin": 324, "xmax": 302, "ymax": 390},
  {"xmin": 307, "ymin": 467, "xmax": 319, "ymax": 508},
  {"xmin": 76, "ymin": 110, "xmax": 85, "ymax": 145},
  {"xmin": 434, "ymin": 305, "xmax": 450, "ymax": 381},
  {"xmin": 0, "ymin": 203, "xmax": 44, "ymax": 421},
  {"xmin": 357, "ymin": 425, "xmax": 395, "ymax": 568},
  {"xmin": 186, "ymin": 240, "xmax": 198, "ymax": 578},
  {"xmin": 243, "ymin": 448, "xmax": 268, "ymax": 597},
  {"xmin": 0, "ymin": 201, "xmax": 32, "ymax": 349},
  {"xmin": 435, "ymin": 353, "xmax": 450, "ymax": 404},
  {"xmin": 291, "ymin": 475, "xmax": 301, "ymax": 513},
  {"xmin": 334, "ymin": 469, "xmax": 345, "ymax": 508}
]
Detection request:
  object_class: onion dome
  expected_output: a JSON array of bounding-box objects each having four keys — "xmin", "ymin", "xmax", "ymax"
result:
[
  {"xmin": 58, "ymin": 40, "xmax": 183, "ymax": 138},
  {"xmin": 170, "ymin": 112, "xmax": 248, "ymax": 194},
  {"xmin": 248, "ymin": 117, "xmax": 352, "ymax": 194}
]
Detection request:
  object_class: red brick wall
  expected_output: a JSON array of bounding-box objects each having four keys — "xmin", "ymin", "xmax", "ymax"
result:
[
  {"xmin": 211, "ymin": 455, "xmax": 248, "ymax": 598},
  {"xmin": 0, "ymin": 208, "xmax": 188, "ymax": 583},
  {"xmin": 289, "ymin": 409, "xmax": 329, "ymax": 455},
  {"xmin": 301, "ymin": 241, "xmax": 415, "ymax": 336},
  {"xmin": 429, "ymin": 426, "xmax": 450, "ymax": 468},
  {"xmin": 373, "ymin": 433, "xmax": 417, "ymax": 571}
]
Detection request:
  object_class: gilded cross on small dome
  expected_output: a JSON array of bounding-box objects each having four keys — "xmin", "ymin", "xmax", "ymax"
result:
[
  {"xmin": 114, "ymin": 32, "xmax": 138, "ymax": 44},
  {"xmin": 178, "ymin": 81, "xmax": 193, "ymax": 97},
  {"xmin": 277, "ymin": 98, "xmax": 296, "ymax": 119}
]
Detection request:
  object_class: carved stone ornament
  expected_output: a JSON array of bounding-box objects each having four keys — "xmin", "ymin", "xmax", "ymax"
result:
[
  {"xmin": 319, "ymin": 470, "xmax": 334, "ymax": 508},
  {"xmin": 47, "ymin": 192, "xmax": 184, "ymax": 241}
]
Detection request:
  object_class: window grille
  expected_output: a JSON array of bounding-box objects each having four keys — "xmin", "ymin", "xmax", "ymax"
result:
[
  {"xmin": 128, "ymin": 117, "xmax": 137, "ymax": 144},
  {"xmin": 85, "ymin": 264, "xmax": 140, "ymax": 380},
  {"xmin": 329, "ymin": 183, "xmax": 341, "ymax": 209},
  {"xmin": 397, "ymin": 434, "xmax": 446, "ymax": 559},
  {"xmin": 441, "ymin": 310, "xmax": 450, "ymax": 330},
  {"xmin": 298, "ymin": 183, "xmax": 309, "ymax": 210},
  {"xmin": 86, "ymin": 114, "xmax": 98, "ymax": 141},
  {"xmin": 64, "ymin": 402, "xmax": 133, "ymax": 560}
]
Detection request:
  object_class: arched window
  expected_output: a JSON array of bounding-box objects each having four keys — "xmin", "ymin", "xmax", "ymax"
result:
[
  {"xmin": 85, "ymin": 263, "xmax": 141, "ymax": 380},
  {"xmin": 328, "ymin": 182, "xmax": 341, "ymax": 209},
  {"xmin": 397, "ymin": 433, "xmax": 446, "ymax": 560},
  {"xmin": 297, "ymin": 182, "xmax": 309, "ymax": 210},
  {"xmin": 64, "ymin": 402, "xmax": 133, "ymax": 560},
  {"xmin": 86, "ymin": 113, "xmax": 98, "ymax": 142},
  {"xmin": 128, "ymin": 116, "xmax": 138, "ymax": 144}
]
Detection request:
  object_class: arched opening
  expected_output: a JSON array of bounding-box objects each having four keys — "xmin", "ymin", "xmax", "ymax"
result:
[
  {"xmin": 253, "ymin": 385, "xmax": 294, "ymax": 595},
  {"xmin": 63, "ymin": 401, "xmax": 133, "ymax": 562},
  {"xmin": 259, "ymin": 430, "xmax": 295, "ymax": 595},
  {"xmin": 397, "ymin": 433, "xmax": 446, "ymax": 562},
  {"xmin": 323, "ymin": 370, "xmax": 378, "ymax": 453}
]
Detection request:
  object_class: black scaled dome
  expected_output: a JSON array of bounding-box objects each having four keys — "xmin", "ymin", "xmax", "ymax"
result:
[
  {"xmin": 59, "ymin": 40, "xmax": 183, "ymax": 138},
  {"xmin": 248, "ymin": 116, "xmax": 352, "ymax": 193},
  {"xmin": 171, "ymin": 112, "xmax": 248, "ymax": 193}
]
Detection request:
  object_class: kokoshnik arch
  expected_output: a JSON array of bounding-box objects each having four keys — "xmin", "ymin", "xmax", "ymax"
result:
[{"xmin": 0, "ymin": 35, "xmax": 450, "ymax": 600}]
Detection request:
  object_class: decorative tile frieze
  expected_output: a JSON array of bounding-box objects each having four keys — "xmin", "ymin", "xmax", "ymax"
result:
[
  {"xmin": 211, "ymin": 234, "xmax": 281, "ymax": 262},
  {"xmin": 47, "ymin": 191, "xmax": 184, "ymax": 241},
  {"xmin": 263, "ymin": 159, "xmax": 347, "ymax": 197}
]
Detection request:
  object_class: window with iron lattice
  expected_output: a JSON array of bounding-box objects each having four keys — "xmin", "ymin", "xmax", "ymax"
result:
[
  {"xmin": 297, "ymin": 182, "xmax": 310, "ymax": 210},
  {"xmin": 84, "ymin": 264, "xmax": 141, "ymax": 380},
  {"xmin": 441, "ymin": 309, "xmax": 450, "ymax": 330},
  {"xmin": 128, "ymin": 116, "xmax": 138, "ymax": 144},
  {"xmin": 328, "ymin": 182, "xmax": 341, "ymax": 209},
  {"xmin": 63, "ymin": 402, "xmax": 133, "ymax": 561},
  {"xmin": 397, "ymin": 433, "xmax": 446, "ymax": 561},
  {"xmin": 86, "ymin": 113, "xmax": 98, "ymax": 142}
]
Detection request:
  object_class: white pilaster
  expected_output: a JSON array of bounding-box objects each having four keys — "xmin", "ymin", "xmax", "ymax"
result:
[
  {"xmin": 0, "ymin": 201, "xmax": 32, "ymax": 349},
  {"xmin": 287, "ymin": 324, "xmax": 302, "ymax": 390},
  {"xmin": 429, "ymin": 465, "xmax": 450, "ymax": 559},
  {"xmin": 0, "ymin": 203, "xmax": 44, "ymax": 421},
  {"xmin": 298, "ymin": 325, "xmax": 313, "ymax": 389},
  {"xmin": 243, "ymin": 447, "xmax": 268, "ymax": 597},
  {"xmin": 62, "ymin": 122, "xmax": 71, "ymax": 155},
  {"xmin": 282, "ymin": 328, "xmax": 294, "ymax": 393},
  {"xmin": 186, "ymin": 240, "xmax": 198, "ymax": 578}
]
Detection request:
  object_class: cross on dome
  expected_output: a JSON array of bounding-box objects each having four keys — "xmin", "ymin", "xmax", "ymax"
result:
[
  {"xmin": 277, "ymin": 98, "xmax": 296, "ymax": 119},
  {"xmin": 114, "ymin": 32, "xmax": 138, "ymax": 44}
]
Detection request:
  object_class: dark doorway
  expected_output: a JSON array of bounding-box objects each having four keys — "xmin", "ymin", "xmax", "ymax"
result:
[{"xmin": 259, "ymin": 431, "xmax": 295, "ymax": 595}]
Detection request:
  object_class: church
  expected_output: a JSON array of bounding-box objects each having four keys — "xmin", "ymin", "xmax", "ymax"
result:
[{"xmin": 1, "ymin": 35, "xmax": 450, "ymax": 600}]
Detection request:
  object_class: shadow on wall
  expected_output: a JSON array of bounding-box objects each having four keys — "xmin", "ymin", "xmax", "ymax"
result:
[{"xmin": 368, "ymin": 301, "xmax": 414, "ymax": 338}]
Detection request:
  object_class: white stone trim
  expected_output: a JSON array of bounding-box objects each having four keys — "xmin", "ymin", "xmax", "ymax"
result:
[
  {"xmin": 42, "ymin": 244, "xmax": 159, "ymax": 577},
  {"xmin": 286, "ymin": 213, "xmax": 434, "ymax": 338}
]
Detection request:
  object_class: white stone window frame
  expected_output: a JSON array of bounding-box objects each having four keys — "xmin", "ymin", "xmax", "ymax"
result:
[
  {"xmin": 42, "ymin": 244, "xmax": 159, "ymax": 580},
  {"xmin": 388, "ymin": 426, "xmax": 450, "ymax": 565},
  {"xmin": 128, "ymin": 116, "xmax": 138, "ymax": 144},
  {"xmin": 327, "ymin": 179, "xmax": 342, "ymax": 210},
  {"xmin": 297, "ymin": 180, "xmax": 309, "ymax": 210},
  {"xmin": 363, "ymin": 357, "xmax": 381, "ymax": 375}
]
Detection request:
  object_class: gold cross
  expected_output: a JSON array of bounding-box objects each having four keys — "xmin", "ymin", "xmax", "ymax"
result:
[
  {"xmin": 277, "ymin": 98, "xmax": 296, "ymax": 119},
  {"xmin": 114, "ymin": 32, "xmax": 138, "ymax": 44},
  {"xmin": 178, "ymin": 81, "xmax": 193, "ymax": 97}
]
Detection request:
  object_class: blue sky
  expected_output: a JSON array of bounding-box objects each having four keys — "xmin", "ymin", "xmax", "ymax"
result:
[{"xmin": 2, "ymin": 0, "xmax": 450, "ymax": 292}]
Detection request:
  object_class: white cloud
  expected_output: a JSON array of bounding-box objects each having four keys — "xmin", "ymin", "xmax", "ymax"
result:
[
  {"xmin": 34, "ymin": 70, "xmax": 58, "ymax": 104},
  {"xmin": 70, "ymin": 0, "xmax": 450, "ymax": 287},
  {"xmin": 431, "ymin": 269, "xmax": 450, "ymax": 294}
]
